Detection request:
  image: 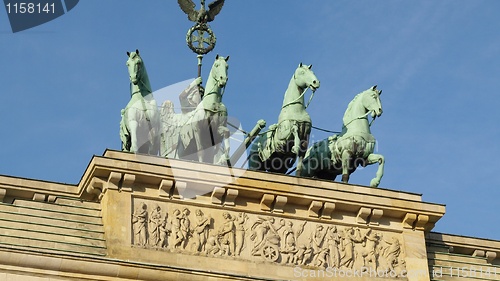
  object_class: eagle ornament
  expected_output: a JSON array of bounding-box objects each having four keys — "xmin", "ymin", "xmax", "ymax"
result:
[{"xmin": 178, "ymin": 0, "xmax": 225, "ymax": 24}]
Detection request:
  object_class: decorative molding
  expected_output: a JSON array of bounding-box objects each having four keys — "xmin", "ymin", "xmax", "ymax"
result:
[
  {"xmin": 211, "ymin": 187, "xmax": 225, "ymax": 205},
  {"xmin": 370, "ymin": 209, "xmax": 383, "ymax": 226},
  {"xmin": 121, "ymin": 174, "xmax": 136, "ymax": 192},
  {"xmin": 486, "ymin": 251, "xmax": 497, "ymax": 263},
  {"xmin": 158, "ymin": 179, "xmax": 174, "ymax": 198},
  {"xmin": 87, "ymin": 177, "xmax": 104, "ymax": 199},
  {"xmin": 356, "ymin": 207, "xmax": 371, "ymax": 224},
  {"xmin": 308, "ymin": 201, "xmax": 323, "ymax": 218},
  {"xmin": 273, "ymin": 196, "xmax": 287, "ymax": 213},
  {"xmin": 81, "ymin": 151, "xmax": 446, "ymax": 225},
  {"xmin": 260, "ymin": 194, "xmax": 274, "ymax": 211},
  {"xmin": 321, "ymin": 202, "xmax": 336, "ymax": 219},
  {"xmin": 472, "ymin": 249, "xmax": 485, "ymax": 257},
  {"xmin": 172, "ymin": 181, "xmax": 186, "ymax": 200},
  {"xmin": 107, "ymin": 172, "xmax": 122, "ymax": 191},
  {"xmin": 224, "ymin": 188, "xmax": 238, "ymax": 207},
  {"xmin": 32, "ymin": 193, "xmax": 46, "ymax": 202},
  {"xmin": 0, "ymin": 188, "xmax": 6, "ymax": 202},
  {"xmin": 402, "ymin": 213, "xmax": 417, "ymax": 229},
  {"xmin": 415, "ymin": 215, "xmax": 429, "ymax": 231}
]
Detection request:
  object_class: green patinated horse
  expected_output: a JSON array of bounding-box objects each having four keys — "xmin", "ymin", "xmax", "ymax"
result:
[
  {"xmin": 120, "ymin": 50, "xmax": 160, "ymax": 155},
  {"xmin": 248, "ymin": 63, "xmax": 320, "ymax": 175},
  {"xmin": 161, "ymin": 55, "xmax": 230, "ymax": 164},
  {"xmin": 302, "ymin": 85, "xmax": 384, "ymax": 187}
]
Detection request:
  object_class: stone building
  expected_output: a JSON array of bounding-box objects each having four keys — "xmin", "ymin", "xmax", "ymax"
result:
[{"xmin": 0, "ymin": 150, "xmax": 498, "ymax": 280}]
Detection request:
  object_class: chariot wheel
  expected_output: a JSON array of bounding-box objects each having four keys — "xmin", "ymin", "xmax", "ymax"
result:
[{"xmin": 262, "ymin": 244, "xmax": 280, "ymax": 262}]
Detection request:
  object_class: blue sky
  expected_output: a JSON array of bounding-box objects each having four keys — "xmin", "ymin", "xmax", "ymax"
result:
[{"xmin": 1, "ymin": 1, "xmax": 499, "ymax": 240}]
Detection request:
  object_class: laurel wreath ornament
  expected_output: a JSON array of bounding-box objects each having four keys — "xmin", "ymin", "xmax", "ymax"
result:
[{"xmin": 186, "ymin": 23, "xmax": 217, "ymax": 55}]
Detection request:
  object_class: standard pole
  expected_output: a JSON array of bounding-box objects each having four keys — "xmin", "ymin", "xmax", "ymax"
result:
[
  {"xmin": 197, "ymin": 54, "xmax": 203, "ymax": 78},
  {"xmin": 197, "ymin": 54, "xmax": 205, "ymax": 97}
]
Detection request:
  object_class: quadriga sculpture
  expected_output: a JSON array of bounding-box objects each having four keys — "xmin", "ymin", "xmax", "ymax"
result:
[
  {"xmin": 120, "ymin": 49, "xmax": 160, "ymax": 155},
  {"xmin": 161, "ymin": 55, "xmax": 230, "ymax": 165},
  {"xmin": 248, "ymin": 63, "xmax": 320, "ymax": 175},
  {"xmin": 302, "ymin": 85, "xmax": 384, "ymax": 187}
]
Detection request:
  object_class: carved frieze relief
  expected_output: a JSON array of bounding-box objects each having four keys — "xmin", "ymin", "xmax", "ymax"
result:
[{"xmin": 131, "ymin": 199, "xmax": 406, "ymax": 273}]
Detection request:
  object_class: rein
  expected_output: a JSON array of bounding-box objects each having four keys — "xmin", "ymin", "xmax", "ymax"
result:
[
  {"xmin": 204, "ymin": 84, "xmax": 225, "ymax": 99},
  {"xmin": 202, "ymin": 69, "xmax": 226, "ymax": 101},
  {"xmin": 281, "ymin": 86, "xmax": 316, "ymax": 109},
  {"xmin": 343, "ymin": 110, "xmax": 376, "ymax": 128}
]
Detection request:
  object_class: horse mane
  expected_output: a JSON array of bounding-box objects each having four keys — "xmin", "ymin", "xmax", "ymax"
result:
[
  {"xmin": 129, "ymin": 53, "xmax": 152, "ymax": 95},
  {"xmin": 138, "ymin": 55, "xmax": 152, "ymax": 94},
  {"xmin": 342, "ymin": 92, "xmax": 363, "ymax": 126}
]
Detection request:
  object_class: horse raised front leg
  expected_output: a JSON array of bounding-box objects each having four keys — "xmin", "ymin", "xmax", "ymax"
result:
[
  {"xmin": 366, "ymin": 153, "xmax": 384, "ymax": 187},
  {"xmin": 341, "ymin": 150, "xmax": 351, "ymax": 183}
]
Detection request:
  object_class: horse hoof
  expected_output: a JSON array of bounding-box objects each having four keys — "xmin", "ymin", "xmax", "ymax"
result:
[
  {"xmin": 341, "ymin": 174, "xmax": 349, "ymax": 183},
  {"xmin": 370, "ymin": 179, "xmax": 380, "ymax": 187}
]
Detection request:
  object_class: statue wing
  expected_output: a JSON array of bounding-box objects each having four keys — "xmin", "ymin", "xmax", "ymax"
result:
[
  {"xmin": 160, "ymin": 101, "xmax": 182, "ymax": 157},
  {"xmin": 178, "ymin": 0, "xmax": 198, "ymax": 22},
  {"xmin": 207, "ymin": 0, "xmax": 225, "ymax": 22}
]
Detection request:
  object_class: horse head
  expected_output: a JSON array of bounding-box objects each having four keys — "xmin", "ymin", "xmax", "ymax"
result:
[
  {"xmin": 126, "ymin": 49, "xmax": 142, "ymax": 85},
  {"xmin": 211, "ymin": 54, "xmax": 229, "ymax": 88},
  {"xmin": 362, "ymin": 85, "xmax": 383, "ymax": 118},
  {"xmin": 294, "ymin": 63, "xmax": 320, "ymax": 91}
]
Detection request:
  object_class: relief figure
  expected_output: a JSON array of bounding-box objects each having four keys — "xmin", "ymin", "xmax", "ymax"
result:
[
  {"xmin": 148, "ymin": 204, "xmax": 163, "ymax": 246},
  {"xmin": 132, "ymin": 202, "xmax": 148, "ymax": 246},
  {"xmin": 234, "ymin": 212, "xmax": 248, "ymax": 256},
  {"xmin": 192, "ymin": 209, "xmax": 211, "ymax": 253},
  {"xmin": 217, "ymin": 212, "xmax": 235, "ymax": 256}
]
